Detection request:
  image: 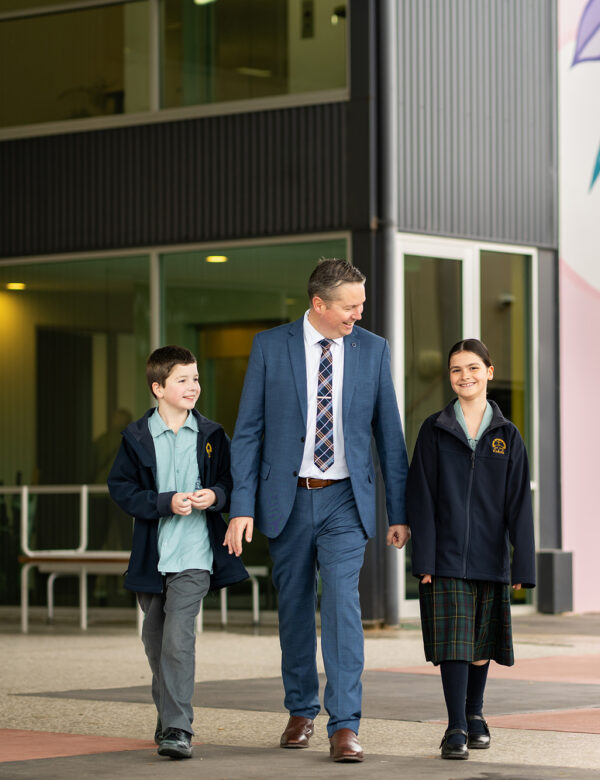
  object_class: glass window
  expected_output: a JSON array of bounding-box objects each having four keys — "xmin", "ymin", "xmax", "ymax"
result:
[
  {"xmin": 162, "ymin": 238, "xmax": 347, "ymax": 611},
  {"xmin": 0, "ymin": 1, "xmax": 150, "ymax": 128},
  {"xmin": 161, "ymin": 0, "xmax": 347, "ymax": 109},
  {"xmin": 403, "ymin": 253, "xmax": 462, "ymax": 600},
  {"xmin": 0, "ymin": 256, "xmax": 150, "ymax": 606},
  {"xmin": 480, "ymin": 250, "xmax": 532, "ymax": 446},
  {"xmin": 404, "ymin": 254, "xmax": 462, "ymax": 456},
  {"xmin": 162, "ymin": 239, "xmax": 347, "ymax": 435}
]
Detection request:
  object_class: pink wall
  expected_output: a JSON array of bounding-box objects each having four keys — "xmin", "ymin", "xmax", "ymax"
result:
[
  {"xmin": 558, "ymin": 0, "xmax": 600, "ymax": 613},
  {"xmin": 559, "ymin": 261, "xmax": 600, "ymax": 612}
]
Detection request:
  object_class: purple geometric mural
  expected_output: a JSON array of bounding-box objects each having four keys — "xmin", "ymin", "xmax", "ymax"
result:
[
  {"xmin": 572, "ymin": 0, "xmax": 600, "ymax": 189},
  {"xmin": 572, "ymin": 0, "xmax": 600, "ymax": 65}
]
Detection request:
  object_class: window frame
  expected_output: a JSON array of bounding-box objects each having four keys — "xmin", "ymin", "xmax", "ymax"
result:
[{"xmin": 0, "ymin": 0, "xmax": 350, "ymax": 141}]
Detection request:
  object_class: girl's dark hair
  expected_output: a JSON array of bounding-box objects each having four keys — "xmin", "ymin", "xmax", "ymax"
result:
[
  {"xmin": 146, "ymin": 345, "xmax": 197, "ymax": 397},
  {"xmin": 447, "ymin": 338, "xmax": 492, "ymax": 368}
]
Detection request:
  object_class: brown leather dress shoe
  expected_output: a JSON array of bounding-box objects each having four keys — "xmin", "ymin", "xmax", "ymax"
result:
[
  {"xmin": 280, "ymin": 716, "xmax": 315, "ymax": 748},
  {"xmin": 329, "ymin": 728, "xmax": 364, "ymax": 762}
]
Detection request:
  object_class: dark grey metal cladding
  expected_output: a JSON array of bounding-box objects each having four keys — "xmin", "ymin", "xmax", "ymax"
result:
[
  {"xmin": 397, "ymin": 0, "xmax": 557, "ymax": 248},
  {"xmin": 0, "ymin": 103, "xmax": 347, "ymax": 258}
]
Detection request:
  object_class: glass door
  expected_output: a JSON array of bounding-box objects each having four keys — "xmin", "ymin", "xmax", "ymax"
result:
[
  {"xmin": 393, "ymin": 236, "xmax": 473, "ymax": 613},
  {"xmin": 393, "ymin": 235, "xmax": 536, "ymax": 616}
]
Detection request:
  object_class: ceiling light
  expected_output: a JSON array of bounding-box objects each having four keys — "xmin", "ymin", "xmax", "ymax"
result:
[
  {"xmin": 205, "ymin": 255, "xmax": 228, "ymax": 263},
  {"xmin": 194, "ymin": 0, "xmax": 216, "ymax": 6},
  {"xmin": 6, "ymin": 282, "xmax": 26, "ymax": 290}
]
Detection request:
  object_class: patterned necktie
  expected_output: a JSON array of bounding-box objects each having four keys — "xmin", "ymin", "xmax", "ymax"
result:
[{"xmin": 314, "ymin": 339, "xmax": 334, "ymax": 472}]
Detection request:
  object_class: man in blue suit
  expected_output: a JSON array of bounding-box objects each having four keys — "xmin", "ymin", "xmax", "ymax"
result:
[{"xmin": 224, "ymin": 258, "xmax": 409, "ymax": 762}]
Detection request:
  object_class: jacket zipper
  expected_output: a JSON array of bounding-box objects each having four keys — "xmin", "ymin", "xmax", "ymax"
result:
[{"xmin": 463, "ymin": 450, "xmax": 476, "ymax": 578}]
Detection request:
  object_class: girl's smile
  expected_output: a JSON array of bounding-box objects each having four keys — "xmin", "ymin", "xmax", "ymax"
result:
[{"xmin": 449, "ymin": 350, "xmax": 494, "ymax": 402}]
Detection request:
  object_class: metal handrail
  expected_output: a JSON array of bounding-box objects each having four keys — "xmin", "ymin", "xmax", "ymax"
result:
[{"xmin": 0, "ymin": 484, "xmax": 110, "ymax": 558}]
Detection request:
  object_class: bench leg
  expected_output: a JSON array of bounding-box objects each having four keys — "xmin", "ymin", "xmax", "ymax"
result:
[
  {"xmin": 80, "ymin": 568, "xmax": 88, "ymax": 630},
  {"xmin": 250, "ymin": 576, "xmax": 260, "ymax": 625},
  {"xmin": 21, "ymin": 563, "xmax": 32, "ymax": 634},
  {"xmin": 196, "ymin": 600, "xmax": 203, "ymax": 634},
  {"xmin": 47, "ymin": 573, "xmax": 60, "ymax": 624},
  {"xmin": 137, "ymin": 600, "xmax": 143, "ymax": 637},
  {"xmin": 220, "ymin": 588, "xmax": 228, "ymax": 627}
]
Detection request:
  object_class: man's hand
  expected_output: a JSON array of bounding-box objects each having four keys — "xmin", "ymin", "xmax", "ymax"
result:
[
  {"xmin": 223, "ymin": 516, "xmax": 254, "ymax": 557},
  {"xmin": 171, "ymin": 492, "xmax": 194, "ymax": 516},
  {"xmin": 386, "ymin": 524, "xmax": 410, "ymax": 549},
  {"xmin": 189, "ymin": 489, "xmax": 217, "ymax": 510}
]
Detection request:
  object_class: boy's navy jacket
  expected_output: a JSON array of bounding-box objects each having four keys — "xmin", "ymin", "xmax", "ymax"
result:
[
  {"xmin": 407, "ymin": 400, "xmax": 535, "ymax": 588},
  {"xmin": 107, "ymin": 408, "xmax": 248, "ymax": 593}
]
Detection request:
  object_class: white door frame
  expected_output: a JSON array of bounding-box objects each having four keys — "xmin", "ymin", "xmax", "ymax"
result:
[{"xmin": 392, "ymin": 233, "xmax": 539, "ymax": 618}]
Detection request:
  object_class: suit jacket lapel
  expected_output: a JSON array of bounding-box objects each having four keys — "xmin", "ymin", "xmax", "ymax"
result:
[
  {"xmin": 287, "ymin": 318, "xmax": 307, "ymax": 425},
  {"xmin": 342, "ymin": 329, "xmax": 360, "ymax": 424}
]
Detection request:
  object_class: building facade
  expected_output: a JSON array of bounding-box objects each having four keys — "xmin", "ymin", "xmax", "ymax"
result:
[{"xmin": 0, "ymin": 0, "xmax": 587, "ymax": 619}]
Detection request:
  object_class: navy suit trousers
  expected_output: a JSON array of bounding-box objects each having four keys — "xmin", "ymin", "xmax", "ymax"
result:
[{"xmin": 269, "ymin": 479, "xmax": 368, "ymax": 737}]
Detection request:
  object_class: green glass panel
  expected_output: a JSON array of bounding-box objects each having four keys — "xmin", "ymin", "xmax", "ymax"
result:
[
  {"xmin": 161, "ymin": 0, "xmax": 347, "ymax": 109},
  {"xmin": 403, "ymin": 254, "xmax": 462, "ymax": 599},
  {"xmin": 0, "ymin": 1, "xmax": 150, "ymax": 128},
  {"xmin": 480, "ymin": 250, "xmax": 532, "ymax": 447},
  {"xmin": 0, "ymin": 256, "xmax": 150, "ymax": 606},
  {"xmin": 480, "ymin": 250, "xmax": 533, "ymax": 607},
  {"xmin": 161, "ymin": 239, "xmax": 347, "ymax": 610}
]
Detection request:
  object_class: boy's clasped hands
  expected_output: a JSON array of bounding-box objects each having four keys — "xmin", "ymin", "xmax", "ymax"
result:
[{"xmin": 171, "ymin": 490, "xmax": 216, "ymax": 515}]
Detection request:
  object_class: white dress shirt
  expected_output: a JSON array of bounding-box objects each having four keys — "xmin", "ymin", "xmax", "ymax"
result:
[{"xmin": 298, "ymin": 311, "xmax": 350, "ymax": 479}]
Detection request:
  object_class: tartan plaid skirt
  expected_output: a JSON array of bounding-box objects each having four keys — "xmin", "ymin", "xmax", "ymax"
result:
[{"xmin": 419, "ymin": 576, "xmax": 514, "ymax": 666}]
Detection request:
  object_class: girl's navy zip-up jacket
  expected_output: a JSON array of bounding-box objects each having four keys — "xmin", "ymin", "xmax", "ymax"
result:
[
  {"xmin": 407, "ymin": 399, "xmax": 535, "ymax": 588},
  {"xmin": 107, "ymin": 408, "xmax": 248, "ymax": 594}
]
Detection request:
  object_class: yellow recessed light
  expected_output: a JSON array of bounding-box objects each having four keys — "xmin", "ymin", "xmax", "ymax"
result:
[
  {"xmin": 205, "ymin": 255, "xmax": 228, "ymax": 263},
  {"xmin": 6, "ymin": 282, "xmax": 26, "ymax": 290}
]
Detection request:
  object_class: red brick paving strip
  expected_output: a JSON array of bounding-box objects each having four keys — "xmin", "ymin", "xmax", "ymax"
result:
[
  {"xmin": 376, "ymin": 654, "xmax": 600, "ymax": 684},
  {"xmin": 0, "ymin": 730, "xmax": 156, "ymax": 763},
  {"xmin": 485, "ymin": 708, "xmax": 600, "ymax": 734}
]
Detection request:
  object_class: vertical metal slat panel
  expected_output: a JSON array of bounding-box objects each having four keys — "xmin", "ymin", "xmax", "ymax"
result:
[
  {"xmin": 397, "ymin": 0, "xmax": 557, "ymax": 248},
  {"xmin": 0, "ymin": 103, "xmax": 347, "ymax": 258}
]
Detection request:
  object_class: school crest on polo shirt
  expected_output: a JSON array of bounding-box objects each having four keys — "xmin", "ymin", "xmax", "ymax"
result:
[{"xmin": 492, "ymin": 438, "xmax": 506, "ymax": 455}]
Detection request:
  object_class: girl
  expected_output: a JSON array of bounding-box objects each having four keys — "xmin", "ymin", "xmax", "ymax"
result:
[{"xmin": 407, "ymin": 338, "xmax": 535, "ymax": 760}]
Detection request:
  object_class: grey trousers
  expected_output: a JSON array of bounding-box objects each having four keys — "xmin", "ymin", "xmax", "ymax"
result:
[{"xmin": 137, "ymin": 569, "xmax": 210, "ymax": 734}]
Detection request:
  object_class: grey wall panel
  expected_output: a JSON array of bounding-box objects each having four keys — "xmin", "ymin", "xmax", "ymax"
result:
[
  {"xmin": 0, "ymin": 103, "xmax": 346, "ymax": 258},
  {"xmin": 397, "ymin": 0, "xmax": 557, "ymax": 247}
]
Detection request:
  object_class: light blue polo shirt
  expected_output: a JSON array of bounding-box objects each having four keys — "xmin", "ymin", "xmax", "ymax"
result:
[
  {"xmin": 148, "ymin": 409, "xmax": 213, "ymax": 575},
  {"xmin": 454, "ymin": 399, "xmax": 493, "ymax": 451}
]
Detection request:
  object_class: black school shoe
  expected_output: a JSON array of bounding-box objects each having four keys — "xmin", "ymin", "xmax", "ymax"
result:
[
  {"xmin": 440, "ymin": 729, "xmax": 469, "ymax": 760},
  {"xmin": 157, "ymin": 728, "xmax": 193, "ymax": 759},
  {"xmin": 467, "ymin": 714, "xmax": 491, "ymax": 749}
]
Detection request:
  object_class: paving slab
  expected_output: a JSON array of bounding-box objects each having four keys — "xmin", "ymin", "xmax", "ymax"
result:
[
  {"xmin": 0, "ymin": 741, "xmax": 598, "ymax": 780},
  {"xmin": 24, "ymin": 671, "xmax": 600, "ymax": 723}
]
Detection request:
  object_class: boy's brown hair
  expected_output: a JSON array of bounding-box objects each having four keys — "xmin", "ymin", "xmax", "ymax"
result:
[{"xmin": 146, "ymin": 345, "xmax": 197, "ymax": 398}]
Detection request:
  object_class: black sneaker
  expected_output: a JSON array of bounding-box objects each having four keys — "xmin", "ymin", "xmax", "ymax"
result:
[
  {"xmin": 154, "ymin": 717, "xmax": 162, "ymax": 746},
  {"xmin": 157, "ymin": 728, "xmax": 193, "ymax": 759}
]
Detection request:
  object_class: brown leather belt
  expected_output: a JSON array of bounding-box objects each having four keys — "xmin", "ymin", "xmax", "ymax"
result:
[{"xmin": 297, "ymin": 477, "xmax": 347, "ymax": 489}]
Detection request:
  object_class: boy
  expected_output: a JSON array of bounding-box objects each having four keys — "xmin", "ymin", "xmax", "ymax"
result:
[{"xmin": 108, "ymin": 345, "xmax": 247, "ymax": 759}]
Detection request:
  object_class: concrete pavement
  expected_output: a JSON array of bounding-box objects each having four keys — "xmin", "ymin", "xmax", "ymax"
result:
[{"xmin": 0, "ymin": 608, "xmax": 599, "ymax": 778}]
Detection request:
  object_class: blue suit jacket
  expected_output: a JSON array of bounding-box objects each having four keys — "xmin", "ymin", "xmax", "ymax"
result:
[{"xmin": 230, "ymin": 317, "xmax": 408, "ymax": 539}]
